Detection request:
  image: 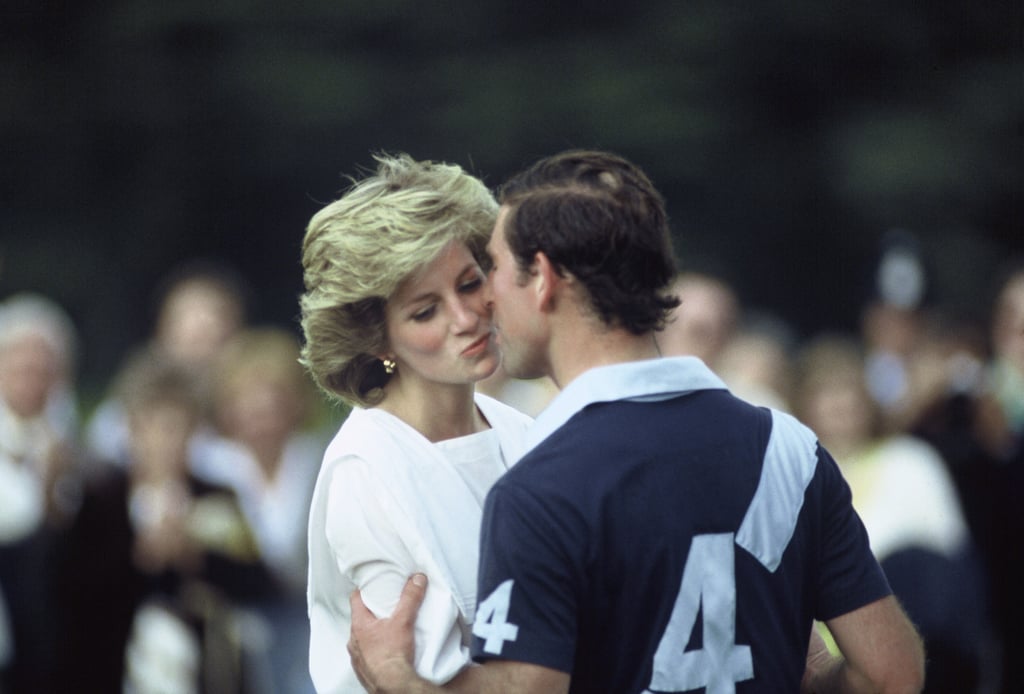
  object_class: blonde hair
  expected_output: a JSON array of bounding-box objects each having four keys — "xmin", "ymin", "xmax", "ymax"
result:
[
  {"xmin": 213, "ymin": 326, "xmax": 315, "ymax": 430},
  {"xmin": 299, "ymin": 153, "xmax": 497, "ymax": 407},
  {"xmin": 792, "ymin": 334, "xmax": 882, "ymax": 437}
]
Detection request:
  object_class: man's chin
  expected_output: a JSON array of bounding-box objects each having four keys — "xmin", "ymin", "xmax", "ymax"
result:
[{"xmin": 503, "ymin": 361, "xmax": 543, "ymax": 381}]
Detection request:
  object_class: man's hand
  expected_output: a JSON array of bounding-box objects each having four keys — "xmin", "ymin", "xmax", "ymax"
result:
[
  {"xmin": 801, "ymin": 598, "xmax": 925, "ymax": 693},
  {"xmin": 802, "ymin": 625, "xmax": 841, "ymax": 693},
  {"xmin": 348, "ymin": 573, "xmax": 429, "ymax": 693}
]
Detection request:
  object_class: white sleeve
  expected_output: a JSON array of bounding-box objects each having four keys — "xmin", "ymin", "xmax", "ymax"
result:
[{"xmin": 324, "ymin": 457, "xmax": 473, "ymax": 685}]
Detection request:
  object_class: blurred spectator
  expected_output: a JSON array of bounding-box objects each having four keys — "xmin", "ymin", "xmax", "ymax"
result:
[
  {"xmin": 207, "ymin": 326, "xmax": 321, "ymax": 594},
  {"xmin": 151, "ymin": 260, "xmax": 250, "ymax": 374},
  {"xmin": 59, "ymin": 348, "xmax": 275, "ymax": 693},
  {"xmin": 0, "ymin": 292, "xmax": 81, "ymax": 692},
  {"xmin": 909, "ymin": 263, "xmax": 1024, "ymax": 693},
  {"xmin": 204, "ymin": 327, "xmax": 324, "ymax": 693},
  {"xmin": 0, "ymin": 292, "xmax": 81, "ymax": 522},
  {"xmin": 860, "ymin": 299, "xmax": 924, "ymax": 426},
  {"xmin": 987, "ymin": 266, "xmax": 1024, "ymax": 442},
  {"xmin": 659, "ymin": 275, "xmax": 793, "ymax": 412},
  {"xmin": 657, "ymin": 271, "xmax": 739, "ymax": 369},
  {"xmin": 859, "ymin": 230, "xmax": 929, "ymax": 432},
  {"xmin": 715, "ymin": 310, "xmax": 797, "ymax": 411},
  {"xmin": 85, "ymin": 258, "xmax": 250, "ymax": 465},
  {"xmin": 899, "ymin": 309, "xmax": 988, "ymax": 432},
  {"xmin": 794, "ymin": 334, "xmax": 992, "ymax": 694}
]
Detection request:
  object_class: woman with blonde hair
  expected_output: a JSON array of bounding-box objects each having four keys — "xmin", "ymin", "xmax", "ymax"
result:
[{"xmin": 300, "ymin": 153, "xmax": 532, "ymax": 692}]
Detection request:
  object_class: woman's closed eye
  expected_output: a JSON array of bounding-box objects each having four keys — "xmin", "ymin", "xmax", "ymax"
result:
[
  {"xmin": 459, "ymin": 277, "xmax": 483, "ymax": 294},
  {"xmin": 411, "ymin": 304, "xmax": 436, "ymax": 322}
]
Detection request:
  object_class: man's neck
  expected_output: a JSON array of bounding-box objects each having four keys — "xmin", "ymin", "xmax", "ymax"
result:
[{"xmin": 548, "ymin": 322, "xmax": 662, "ymax": 391}]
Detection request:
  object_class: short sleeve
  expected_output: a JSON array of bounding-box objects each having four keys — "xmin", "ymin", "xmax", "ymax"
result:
[
  {"xmin": 812, "ymin": 447, "xmax": 892, "ymax": 621},
  {"xmin": 471, "ymin": 477, "xmax": 581, "ymax": 673},
  {"xmin": 320, "ymin": 456, "xmax": 472, "ymax": 685}
]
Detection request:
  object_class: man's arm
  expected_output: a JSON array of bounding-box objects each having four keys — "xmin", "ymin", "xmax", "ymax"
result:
[
  {"xmin": 348, "ymin": 574, "xmax": 569, "ymax": 694},
  {"xmin": 801, "ymin": 595, "xmax": 925, "ymax": 694}
]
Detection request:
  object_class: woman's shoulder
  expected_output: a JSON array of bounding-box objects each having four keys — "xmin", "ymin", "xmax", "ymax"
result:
[{"xmin": 323, "ymin": 406, "xmax": 412, "ymax": 460}]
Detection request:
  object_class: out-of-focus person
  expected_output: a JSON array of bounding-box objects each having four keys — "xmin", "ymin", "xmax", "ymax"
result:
[
  {"xmin": 85, "ymin": 258, "xmax": 250, "ymax": 465},
  {"xmin": 987, "ymin": 265, "xmax": 1024, "ymax": 443},
  {"xmin": 859, "ymin": 230, "xmax": 929, "ymax": 432},
  {"xmin": 656, "ymin": 271, "xmax": 739, "ymax": 369},
  {"xmin": 0, "ymin": 292, "xmax": 80, "ymax": 527},
  {"xmin": 208, "ymin": 326, "xmax": 322, "ymax": 596},
  {"xmin": 715, "ymin": 311, "xmax": 796, "ymax": 412},
  {"xmin": 60, "ymin": 348, "xmax": 275, "ymax": 693},
  {"xmin": 206, "ymin": 326, "xmax": 324, "ymax": 693},
  {"xmin": 794, "ymin": 334, "xmax": 991, "ymax": 694},
  {"xmin": 0, "ymin": 292, "xmax": 81, "ymax": 692},
  {"xmin": 908, "ymin": 263, "xmax": 1024, "ymax": 693}
]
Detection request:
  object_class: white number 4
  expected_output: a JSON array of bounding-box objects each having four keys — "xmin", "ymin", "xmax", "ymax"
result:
[
  {"xmin": 473, "ymin": 579, "xmax": 520, "ymax": 655},
  {"xmin": 644, "ymin": 533, "xmax": 753, "ymax": 694}
]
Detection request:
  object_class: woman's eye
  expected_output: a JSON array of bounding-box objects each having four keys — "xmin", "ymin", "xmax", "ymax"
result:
[
  {"xmin": 459, "ymin": 278, "xmax": 483, "ymax": 293},
  {"xmin": 412, "ymin": 306, "xmax": 436, "ymax": 322}
]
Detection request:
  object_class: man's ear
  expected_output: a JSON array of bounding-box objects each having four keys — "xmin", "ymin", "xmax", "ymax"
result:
[{"xmin": 532, "ymin": 251, "xmax": 561, "ymax": 312}]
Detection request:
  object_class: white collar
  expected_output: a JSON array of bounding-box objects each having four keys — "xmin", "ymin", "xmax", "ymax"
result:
[{"xmin": 524, "ymin": 356, "xmax": 727, "ymax": 455}]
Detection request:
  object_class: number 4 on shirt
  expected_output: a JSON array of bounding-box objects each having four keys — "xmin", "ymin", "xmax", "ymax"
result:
[
  {"xmin": 644, "ymin": 532, "xmax": 753, "ymax": 694},
  {"xmin": 473, "ymin": 579, "xmax": 520, "ymax": 654},
  {"xmin": 474, "ymin": 533, "xmax": 755, "ymax": 693}
]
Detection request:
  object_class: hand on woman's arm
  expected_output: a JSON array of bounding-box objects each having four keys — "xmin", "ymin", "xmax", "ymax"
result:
[
  {"xmin": 349, "ymin": 575, "xmax": 570, "ymax": 694},
  {"xmin": 329, "ymin": 460, "xmax": 470, "ymax": 684},
  {"xmin": 349, "ymin": 574, "xmax": 443, "ymax": 693}
]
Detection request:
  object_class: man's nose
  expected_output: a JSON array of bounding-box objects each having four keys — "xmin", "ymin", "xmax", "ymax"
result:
[{"xmin": 482, "ymin": 274, "xmax": 495, "ymax": 307}]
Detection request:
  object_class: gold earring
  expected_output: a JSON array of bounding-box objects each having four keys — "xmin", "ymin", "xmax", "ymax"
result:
[{"xmin": 382, "ymin": 357, "xmax": 396, "ymax": 375}]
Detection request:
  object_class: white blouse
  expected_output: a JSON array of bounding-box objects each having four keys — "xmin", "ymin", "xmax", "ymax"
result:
[{"xmin": 306, "ymin": 393, "xmax": 531, "ymax": 693}]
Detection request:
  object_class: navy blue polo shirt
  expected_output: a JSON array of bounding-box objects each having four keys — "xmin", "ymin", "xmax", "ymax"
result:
[{"xmin": 471, "ymin": 357, "xmax": 890, "ymax": 693}]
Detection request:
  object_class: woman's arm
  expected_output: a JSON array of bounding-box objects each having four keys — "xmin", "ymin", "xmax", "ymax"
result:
[
  {"xmin": 324, "ymin": 458, "xmax": 472, "ymax": 684},
  {"xmin": 350, "ymin": 575, "xmax": 570, "ymax": 694}
]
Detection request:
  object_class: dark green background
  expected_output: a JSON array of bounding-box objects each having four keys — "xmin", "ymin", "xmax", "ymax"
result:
[{"xmin": 2, "ymin": 0, "xmax": 1020, "ymax": 397}]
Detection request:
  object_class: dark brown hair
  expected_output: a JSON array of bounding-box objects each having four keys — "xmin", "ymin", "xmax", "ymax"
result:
[{"xmin": 497, "ymin": 150, "xmax": 679, "ymax": 334}]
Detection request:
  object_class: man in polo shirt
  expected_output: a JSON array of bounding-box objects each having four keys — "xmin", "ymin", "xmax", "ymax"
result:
[{"xmin": 346, "ymin": 150, "xmax": 925, "ymax": 693}]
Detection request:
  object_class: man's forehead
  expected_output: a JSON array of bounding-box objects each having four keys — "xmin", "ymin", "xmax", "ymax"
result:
[
  {"xmin": 491, "ymin": 206, "xmax": 512, "ymax": 243},
  {"xmin": 485, "ymin": 219, "xmax": 503, "ymax": 256}
]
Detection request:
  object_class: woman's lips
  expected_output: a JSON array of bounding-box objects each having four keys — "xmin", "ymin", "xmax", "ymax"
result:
[{"xmin": 461, "ymin": 333, "xmax": 491, "ymax": 357}]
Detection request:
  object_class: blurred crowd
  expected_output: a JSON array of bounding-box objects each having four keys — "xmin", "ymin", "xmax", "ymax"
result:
[
  {"xmin": 1, "ymin": 247, "xmax": 1022, "ymax": 693},
  {"xmin": 0, "ymin": 260, "xmax": 328, "ymax": 693}
]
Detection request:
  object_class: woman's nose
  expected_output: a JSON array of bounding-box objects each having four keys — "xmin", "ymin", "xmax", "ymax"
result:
[{"xmin": 452, "ymin": 296, "xmax": 482, "ymax": 332}]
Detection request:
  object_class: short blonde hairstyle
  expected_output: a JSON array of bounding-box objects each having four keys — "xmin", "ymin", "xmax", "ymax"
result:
[
  {"xmin": 212, "ymin": 326, "xmax": 315, "ymax": 431},
  {"xmin": 299, "ymin": 153, "xmax": 497, "ymax": 407}
]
